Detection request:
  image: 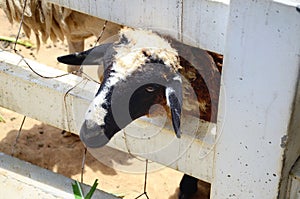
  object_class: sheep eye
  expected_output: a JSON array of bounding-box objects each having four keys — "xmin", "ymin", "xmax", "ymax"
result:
[{"xmin": 145, "ymin": 86, "xmax": 155, "ymax": 92}]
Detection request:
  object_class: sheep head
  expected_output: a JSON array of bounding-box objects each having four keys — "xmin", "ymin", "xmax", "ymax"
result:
[{"xmin": 58, "ymin": 28, "xmax": 183, "ymax": 148}]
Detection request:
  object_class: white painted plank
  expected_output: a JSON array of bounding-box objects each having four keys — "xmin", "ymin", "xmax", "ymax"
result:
[
  {"xmin": 182, "ymin": 0, "xmax": 229, "ymax": 53},
  {"xmin": 0, "ymin": 51, "xmax": 94, "ymax": 134},
  {"xmin": 47, "ymin": 0, "xmax": 182, "ymax": 39},
  {"xmin": 46, "ymin": 0, "xmax": 229, "ymax": 54},
  {"xmin": 0, "ymin": 51, "xmax": 215, "ymax": 182},
  {"xmin": 212, "ymin": 0, "xmax": 300, "ymax": 198},
  {"xmin": 0, "ymin": 153, "xmax": 118, "ymax": 199}
]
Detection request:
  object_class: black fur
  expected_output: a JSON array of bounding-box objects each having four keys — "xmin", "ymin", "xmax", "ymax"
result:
[{"xmin": 179, "ymin": 174, "xmax": 199, "ymax": 199}]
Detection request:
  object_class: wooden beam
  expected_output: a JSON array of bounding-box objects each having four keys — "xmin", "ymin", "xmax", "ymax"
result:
[
  {"xmin": 0, "ymin": 153, "xmax": 118, "ymax": 198},
  {"xmin": 46, "ymin": 0, "xmax": 229, "ymax": 54},
  {"xmin": 0, "ymin": 51, "xmax": 216, "ymax": 182},
  {"xmin": 212, "ymin": 0, "xmax": 300, "ymax": 198}
]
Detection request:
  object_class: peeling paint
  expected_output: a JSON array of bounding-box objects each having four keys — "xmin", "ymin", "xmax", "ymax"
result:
[{"xmin": 280, "ymin": 135, "xmax": 288, "ymax": 148}]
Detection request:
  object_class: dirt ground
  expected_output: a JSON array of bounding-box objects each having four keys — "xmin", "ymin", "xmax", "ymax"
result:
[{"xmin": 0, "ymin": 10, "xmax": 192, "ymax": 199}]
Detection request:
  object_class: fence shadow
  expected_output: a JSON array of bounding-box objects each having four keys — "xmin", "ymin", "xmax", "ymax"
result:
[{"xmin": 0, "ymin": 123, "xmax": 137, "ymax": 177}]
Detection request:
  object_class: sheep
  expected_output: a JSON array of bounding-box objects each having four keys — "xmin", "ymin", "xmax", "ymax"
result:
[
  {"xmin": 58, "ymin": 27, "xmax": 221, "ymax": 199},
  {"xmin": 58, "ymin": 27, "xmax": 183, "ymax": 145},
  {"xmin": 0, "ymin": 0, "xmax": 121, "ymax": 73}
]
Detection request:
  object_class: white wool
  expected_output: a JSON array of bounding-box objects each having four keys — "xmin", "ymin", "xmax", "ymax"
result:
[
  {"xmin": 113, "ymin": 27, "xmax": 181, "ymax": 80},
  {"xmin": 165, "ymin": 87, "xmax": 176, "ymax": 107},
  {"xmin": 85, "ymin": 88, "xmax": 108, "ymax": 127},
  {"xmin": 173, "ymin": 74, "xmax": 182, "ymax": 83},
  {"xmin": 84, "ymin": 74, "xmax": 120, "ymax": 127}
]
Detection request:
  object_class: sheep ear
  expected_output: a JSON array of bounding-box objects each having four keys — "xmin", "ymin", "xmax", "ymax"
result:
[
  {"xmin": 57, "ymin": 43, "xmax": 112, "ymax": 65},
  {"xmin": 166, "ymin": 87, "xmax": 182, "ymax": 138}
]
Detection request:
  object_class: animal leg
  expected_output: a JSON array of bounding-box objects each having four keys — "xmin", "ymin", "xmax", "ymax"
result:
[
  {"xmin": 179, "ymin": 174, "xmax": 198, "ymax": 199},
  {"xmin": 179, "ymin": 174, "xmax": 211, "ymax": 199}
]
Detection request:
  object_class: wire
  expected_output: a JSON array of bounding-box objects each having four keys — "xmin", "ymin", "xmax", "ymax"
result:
[
  {"xmin": 134, "ymin": 159, "xmax": 150, "ymax": 199},
  {"xmin": 81, "ymin": 147, "xmax": 87, "ymax": 183},
  {"xmin": 95, "ymin": 20, "xmax": 108, "ymax": 46},
  {"xmin": 11, "ymin": 116, "xmax": 26, "ymax": 156},
  {"xmin": 13, "ymin": 0, "xmax": 27, "ymax": 52}
]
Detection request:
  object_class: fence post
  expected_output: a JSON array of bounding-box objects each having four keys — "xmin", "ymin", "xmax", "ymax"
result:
[{"xmin": 212, "ymin": 0, "xmax": 300, "ymax": 198}]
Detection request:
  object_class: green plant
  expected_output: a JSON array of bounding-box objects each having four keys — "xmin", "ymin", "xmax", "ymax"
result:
[
  {"xmin": 0, "ymin": 36, "xmax": 33, "ymax": 48},
  {"xmin": 0, "ymin": 115, "xmax": 5, "ymax": 123},
  {"xmin": 72, "ymin": 179, "xmax": 98, "ymax": 199}
]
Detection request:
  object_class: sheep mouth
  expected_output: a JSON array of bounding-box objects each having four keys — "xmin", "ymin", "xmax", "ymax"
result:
[{"xmin": 80, "ymin": 120, "xmax": 110, "ymax": 148}]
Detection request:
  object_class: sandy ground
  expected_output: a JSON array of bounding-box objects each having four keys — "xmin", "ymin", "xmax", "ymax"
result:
[{"xmin": 0, "ymin": 10, "xmax": 191, "ymax": 199}]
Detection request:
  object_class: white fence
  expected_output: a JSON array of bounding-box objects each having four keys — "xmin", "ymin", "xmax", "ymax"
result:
[{"xmin": 1, "ymin": 0, "xmax": 300, "ymax": 198}]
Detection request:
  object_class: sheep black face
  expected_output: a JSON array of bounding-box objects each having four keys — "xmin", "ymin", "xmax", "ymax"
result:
[{"xmin": 58, "ymin": 27, "xmax": 183, "ymax": 148}]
